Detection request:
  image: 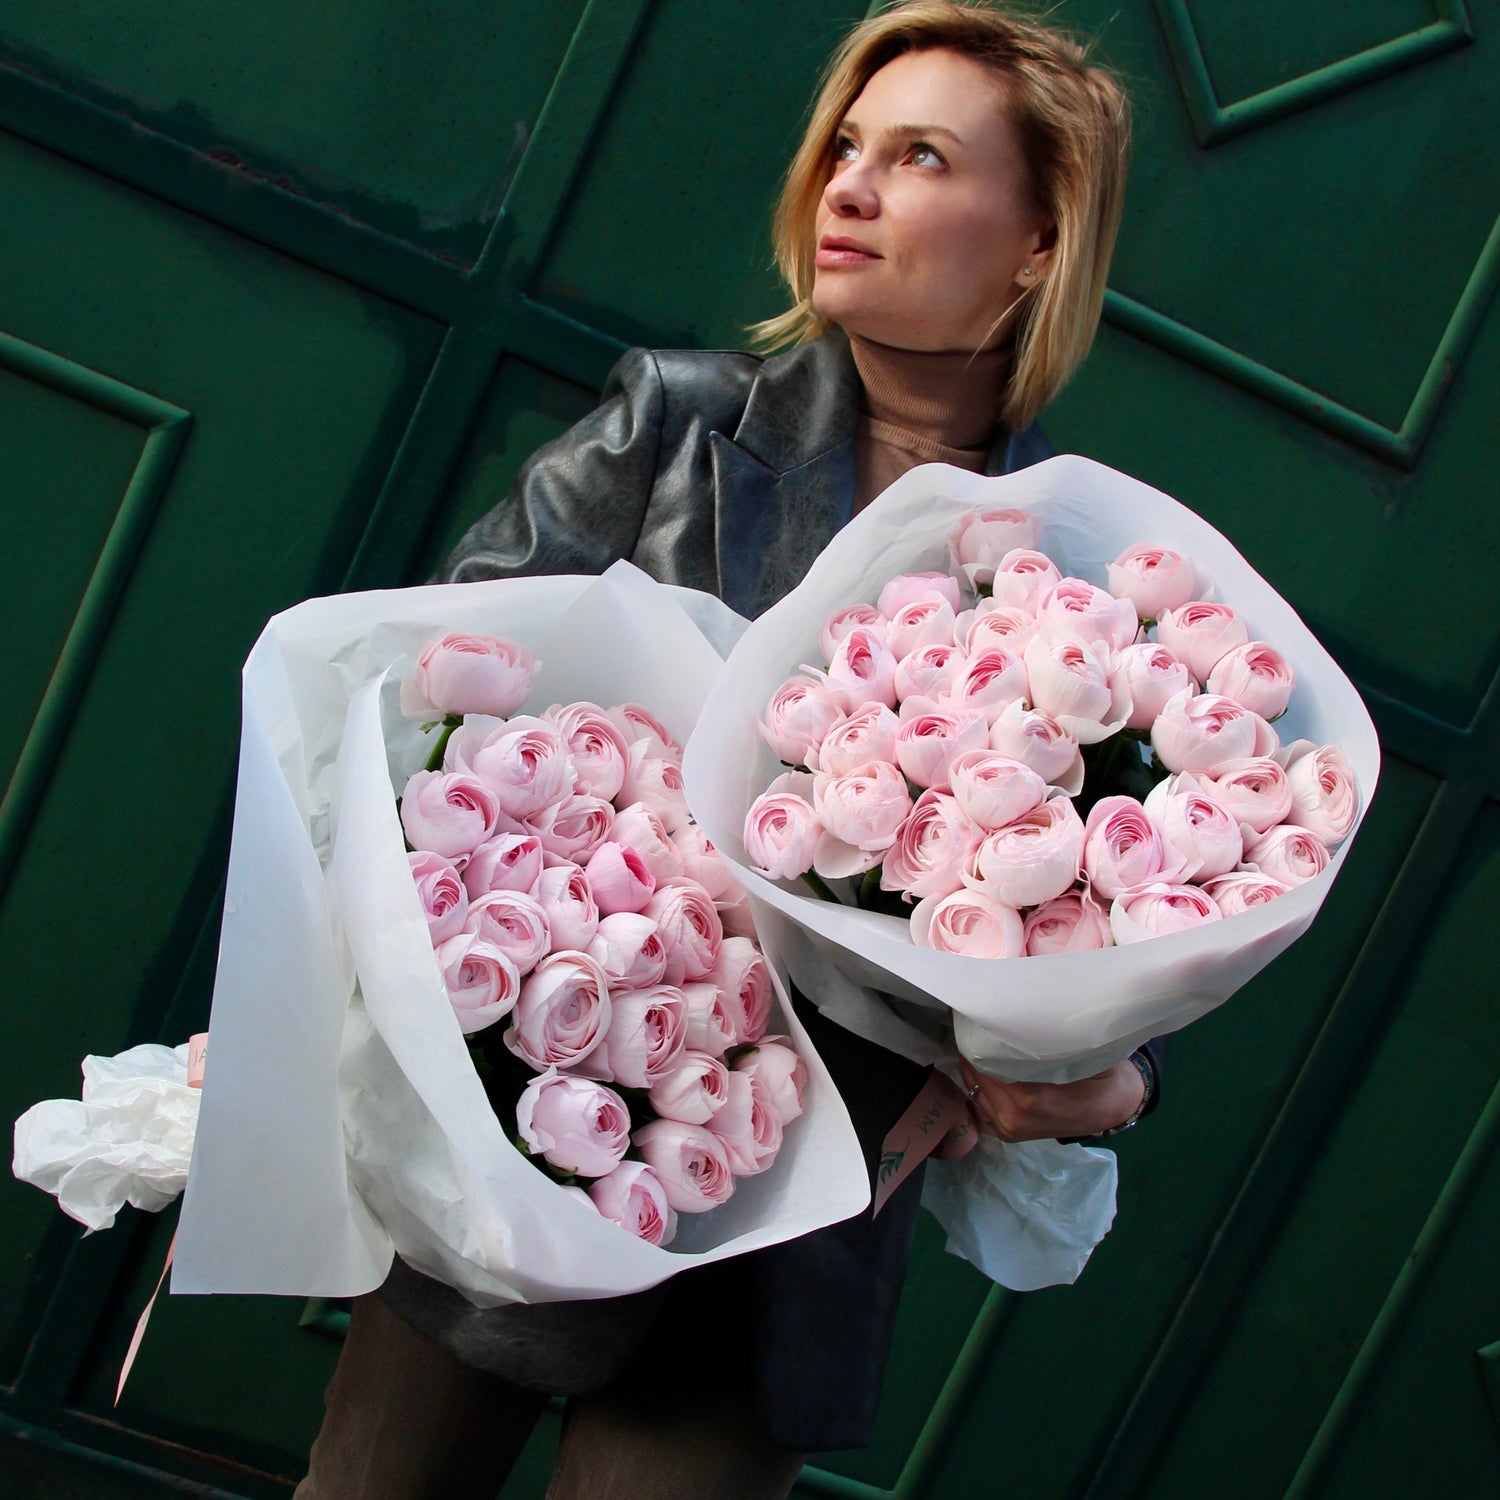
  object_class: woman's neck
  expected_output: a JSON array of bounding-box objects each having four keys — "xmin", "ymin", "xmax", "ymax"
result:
[{"xmin": 847, "ymin": 332, "xmax": 1009, "ymax": 452}]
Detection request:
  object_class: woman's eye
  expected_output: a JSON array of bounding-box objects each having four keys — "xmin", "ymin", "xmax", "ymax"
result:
[
  {"xmin": 833, "ymin": 135, "xmax": 859, "ymax": 162},
  {"xmin": 909, "ymin": 141, "xmax": 945, "ymax": 168}
]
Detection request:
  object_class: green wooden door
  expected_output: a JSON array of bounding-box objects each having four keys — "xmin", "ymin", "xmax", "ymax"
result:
[{"xmin": 1, "ymin": 3, "xmax": 1497, "ymax": 1497}]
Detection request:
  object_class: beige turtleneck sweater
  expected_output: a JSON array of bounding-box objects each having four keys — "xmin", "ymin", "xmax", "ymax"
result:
[{"xmin": 848, "ymin": 332, "xmax": 1010, "ymax": 513}]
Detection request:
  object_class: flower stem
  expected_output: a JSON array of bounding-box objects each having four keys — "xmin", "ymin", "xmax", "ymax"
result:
[
  {"xmin": 423, "ymin": 714, "xmax": 463, "ymax": 773},
  {"xmin": 800, "ymin": 870, "xmax": 843, "ymax": 905}
]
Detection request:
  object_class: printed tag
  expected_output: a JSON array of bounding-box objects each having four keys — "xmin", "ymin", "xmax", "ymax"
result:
[
  {"xmin": 187, "ymin": 1033, "xmax": 208, "ymax": 1089},
  {"xmin": 874, "ymin": 1069, "xmax": 972, "ymax": 1216}
]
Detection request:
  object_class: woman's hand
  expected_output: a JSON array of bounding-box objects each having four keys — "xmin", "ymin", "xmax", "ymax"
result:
[{"xmin": 958, "ymin": 1059, "xmax": 1146, "ymax": 1142}]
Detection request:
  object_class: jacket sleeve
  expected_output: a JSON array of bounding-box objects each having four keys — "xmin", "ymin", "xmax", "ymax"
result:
[{"xmin": 437, "ymin": 348, "xmax": 665, "ymax": 584}]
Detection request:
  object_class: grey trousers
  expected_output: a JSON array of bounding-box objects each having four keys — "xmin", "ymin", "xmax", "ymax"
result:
[{"xmin": 294, "ymin": 1293, "xmax": 807, "ymax": 1500}]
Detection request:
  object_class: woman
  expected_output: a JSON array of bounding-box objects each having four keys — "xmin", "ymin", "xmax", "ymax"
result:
[{"xmin": 298, "ymin": 5, "xmax": 1151, "ymax": 1496}]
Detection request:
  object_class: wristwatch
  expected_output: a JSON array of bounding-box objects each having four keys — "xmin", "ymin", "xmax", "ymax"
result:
[{"xmin": 1096, "ymin": 1050, "xmax": 1156, "ymax": 1137}]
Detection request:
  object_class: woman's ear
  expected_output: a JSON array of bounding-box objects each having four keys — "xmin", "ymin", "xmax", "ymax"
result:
[{"xmin": 1013, "ymin": 217, "xmax": 1057, "ymax": 288}]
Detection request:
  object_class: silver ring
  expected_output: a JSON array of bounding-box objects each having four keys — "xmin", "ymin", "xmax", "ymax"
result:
[{"xmin": 965, "ymin": 1081, "xmax": 982, "ymax": 1101}]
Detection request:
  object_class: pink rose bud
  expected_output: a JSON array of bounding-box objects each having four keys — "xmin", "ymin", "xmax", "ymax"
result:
[
  {"xmin": 1143, "ymin": 777, "xmax": 1243, "ymax": 881},
  {"xmin": 584, "ymin": 840, "xmax": 657, "ymax": 916},
  {"xmin": 543, "ymin": 701, "xmax": 629, "ymax": 802},
  {"xmin": 1111, "ymin": 883, "xmax": 1224, "ymax": 944},
  {"xmin": 1024, "ymin": 889, "xmax": 1112, "ymax": 955},
  {"xmin": 593, "ymin": 984, "xmax": 688, "ymax": 1088},
  {"xmin": 894, "ymin": 641, "xmax": 964, "ymax": 702},
  {"xmin": 813, "ymin": 760, "xmax": 913, "ymax": 849},
  {"xmin": 812, "ymin": 703, "xmax": 900, "ymax": 776},
  {"xmin": 1152, "ymin": 690, "xmax": 1279, "ymax": 775},
  {"xmin": 988, "ymin": 701, "xmax": 1084, "ymax": 793},
  {"xmin": 877, "ymin": 571, "xmax": 962, "ymax": 618},
  {"xmin": 962, "ymin": 795, "xmax": 1085, "ymax": 909},
  {"xmin": 527, "ymin": 792, "xmax": 614, "ymax": 865},
  {"xmin": 947, "ymin": 749, "xmax": 1047, "ymax": 831},
  {"xmin": 610, "ymin": 802, "xmax": 684, "ymax": 881},
  {"xmin": 821, "ymin": 626, "xmax": 898, "ymax": 711},
  {"xmin": 886, "ymin": 597, "xmax": 958, "ymax": 660},
  {"xmin": 620, "ymin": 742, "xmax": 691, "ymax": 833},
  {"xmin": 463, "ymin": 890, "xmax": 551, "ymax": 976},
  {"xmin": 648, "ymin": 1050, "xmax": 731, "ymax": 1125},
  {"xmin": 1023, "ymin": 631, "xmax": 1131, "ymax": 745},
  {"xmin": 1156, "ymin": 602, "xmax": 1250, "ymax": 683},
  {"xmin": 400, "ymin": 770, "xmax": 503, "ymax": 860},
  {"xmin": 1082, "ymin": 796, "xmax": 1190, "ymax": 900},
  {"xmin": 948, "ymin": 509, "xmax": 1044, "ymax": 587},
  {"xmin": 433, "ymin": 933, "xmax": 521, "ymax": 1034},
  {"xmin": 516, "ymin": 1069, "xmax": 630, "ymax": 1178},
  {"xmin": 644, "ymin": 879, "xmax": 724, "ymax": 984},
  {"xmin": 633, "ymin": 1120, "xmax": 736, "ymax": 1212},
  {"xmin": 1207, "ymin": 641, "xmax": 1296, "ymax": 721},
  {"xmin": 1281, "ymin": 742, "xmax": 1358, "ymax": 847},
  {"xmin": 471, "ymin": 718, "xmax": 576, "ymax": 820},
  {"xmin": 911, "ymin": 889, "xmax": 1025, "ymax": 957},
  {"xmin": 607, "ymin": 703, "xmax": 682, "ymax": 762},
  {"xmin": 820, "ymin": 603, "xmax": 888, "ymax": 664},
  {"xmin": 588, "ymin": 1161, "xmax": 677, "ymax": 1246},
  {"xmin": 400, "ymin": 633, "xmax": 536, "ymax": 721},
  {"xmin": 1106, "ymin": 544, "xmax": 1203, "ymax": 620},
  {"xmin": 408, "ymin": 850, "xmax": 469, "ymax": 944},
  {"xmin": 947, "ymin": 647, "xmax": 1029, "ymax": 725},
  {"xmin": 1241, "ymin": 824, "xmax": 1331, "ymax": 887},
  {"xmin": 1202, "ymin": 870, "xmax": 1292, "ymax": 916},
  {"xmin": 880, "ymin": 789, "xmax": 981, "ymax": 900},
  {"xmin": 441, "ymin": 714, "xmax": 506, "ymax": 775},
  {"xmin": 988, "ymin": 548, "xmax": 1061, "ymax": 611},
  {"xmin": 893, "ymin": 704, "xmax": 990, "ymax": 790},
  {"xmin": 587, "ymin": 911, "xmax": 670, "ymax": 989},
  {"xmin": 671, "ymin": 823, "xmax": 739, "ymax": 903},
  {"xmin": 959, "ymin": 602, "xmax": 1038, "ymax": 657},
  {"xmin": 1037, "ymin": 577, "xmax": 1139, "ymax": 651},
  {"xmin": 1116, "ymin": 643, "xmax": 1194, "ymax": 730},
  {"xmin": 505, "ymin": 951, "xmax": 612, "ymax": 1070},
  {"xmin": 743, "ymin": 789, "xmax": 821, "ymax": 880},
  {"xmin": 1201, "ymin": 757, "xmax": 1293, "ymax": 834},
  {"xmin": 708, "ymin": 1070, "xmax": 783, "ymax": 1176},
  {"xmin": 709, "ymin": 937, "xmax": 775, "ymax": 1044},
  {"xmin": 680, "ymin": 981, "xmax": 738, "ymax": 1057},
  {"xmin": 462, "ymin": 832, "xmax": 545, "ymax": 900},
  {"xmin": 532, "ymin": 864, "xmax": 600, "ymax": 951},
  {"xmin": 759, "ymin": 675, "xmax": 843, "ymax": 765},
  {"xmin": 733, "ymin": 1039, "xmax": 807, "ymax": 1125}
]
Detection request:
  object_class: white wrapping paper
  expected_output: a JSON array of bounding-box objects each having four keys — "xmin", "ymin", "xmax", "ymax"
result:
[{"xmin": 175, "ymin": 561, "xmax": 868, "ymax": 1303}]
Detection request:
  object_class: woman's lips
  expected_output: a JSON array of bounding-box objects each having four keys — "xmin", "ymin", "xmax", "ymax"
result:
[{"xmin": 816, "ymin": 238, "xmax": 881, "ymax": 268}]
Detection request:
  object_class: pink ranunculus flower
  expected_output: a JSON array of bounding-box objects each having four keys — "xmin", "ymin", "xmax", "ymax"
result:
[
  {"xmin": 1202, "ymin": 870, "xmax": 1292, "ymax": 916},
  {"xmin": 1116, "ymin": 642, "xmax": 1194, "ymax": 731},
  {"xmin": 610, "ymin": 801, "xmax": 684, "ymax": 882},
  {"xmin": 1201, "ymin": 757, "xmax": 1293, "ymax": 834},
  {"xmin": 758, "ymin": 675, "xmax": 843, "ymax": 766},
  {"xmin": 820, "ymin": 625, "xmax": 898, "ymax": 711},
  {"xmin": 1242, "ymin": 824, "xmax": 1330, "ymax": 886},
  {"xmin": 1023, "ymin": 888, "xmax": 1112, "ymax": 955},
  {"xmin": 893, "ymin": 641, "xmax": 964, "ymax": 702},
  {"xmin": 505, "ymin": 950, "xmax": 612, "ymax": 1070},
  {"xmin": 648, "ymin": 1050, "xmax": 731, "ymax": 1125},
  {"xmin": 1023, "ymin": 630, "xmax": 1131, "ymax": 745},
  {"xmin": 680, "ymin": 981, "xmax": 739, "ymax": 1058},
  {"xmin": 1156, "ymin": 602, "xmax": 1250, "ymax": 683},
  {"xmin": 543, "ymin": 701, "xmax": 630, "ymax": 802},
  {"xmin": 463, "ymin": 890, "xmax": 551, "ymax": 976},
  {"xmin": 408, "ymin": 850, "xmax": 469, "ymax": 944},
  {"xmin": 962, "ymin": 794, "xmax": 1085, "ymax": 909},
  {"xmin": 893, "ymin": 702, "xmax": 990, "ymax": 790},
  {"xmin": 717, "ymin": 892, "xmax": 757, "ymax": 941},
  {"xmin": 619, "ymin": 741, "xmax": 691, "ymax": 832},
  {"xmin": 1081, "ymin": 796, "xmax": 1191, "ymax": 899},
  {"xmin": 812, "ymin": 702, "xmax": 901, "ymax": 776},
  {"xmin": 1106, "ymin": 544, "xmax": 1203, "ymax": 621},
  {"xmin": 462, "ymin": 832, "xmax": 545, "ymax": 900},
  {"xmin": 1143, "ymin": 776, "xmax": 1243, "ymax": 881},
  {"xmin": 471, "ymin": 717, "xmax": 576, "ymax": 821},
  {"xmin": 948, "ymin": 509, "xmax": 1045, "ymax": 588},
  {"xmin": 400, "ymin": 770, "xmax": 503, "ymax": 860},
  {"xmin": 709, "ymin": 937, "xmax": 774, "ymax": 1044},
  {"xmin": 1207, "ymin": 641, "xmax": 1296, "ymax": 721},
  {"xmin": 1281, "ymin": 741, "xmax": 1359, "ymax": 847},
  {"xmin": 433, "ymin": 933, "xmax": 521, "ymax": 1034},
  {"xmin": 988, "ymin": 548, "xmax": 1061, "ymax": 611},
  {"xmin": 947, "ymin": 749, "xmax": 1047, "ymax": 830},
  {"xmin": 820, "ymin": 603, "xmax": 888, "ymax": 664},
  {"xmin": 813, "ymin": 759, "xmax": 913, "ymax": 849},
  {"xmin": 516, "ymin": 1069, "xmax": 630, "ymax": 1178},
  {"xmin": 1037, "ymin": 577, "xmax": 1139, "ymax": 651},
  {"xmin": 607, "ymin": 702, "xmax": 682, "ymax": 762},
  {"xmin": 400, "ymin": 633, "xmax": 535, "ymax": 721},
  {"xmin": 633, "ymin": 1120, "xmax": 736, "ymax": 1212},
  {"xmin": 587, "ymin": 911, "xmax": 670, "ymax": 990},
  {"xmin": 1111, "ymin": 883, "xmax": 1224, "ymax": 944},
  {"xmin": 532, "ymin": 864, "xmax": 600, "ymax": 951},
  {"xmin": 644, "ymin": 879, "xmax": 724, "ymax": 984},
  {"xmin": 734, "ymin": 1038, "xmax": 807, "ymax": 1126},
  {"xmin": 886, "ymin": 597, "xmax": 958, "ymax": 660},
  {"xmin": 670, "ymin": 822, "xmax": 739, "ymax": 903},
  {"xmin": 947, "ymin": 646, "xmax": 1029, "ymax": 725},
  {"xmin": 959, "ymin": 602, "xmax": 1038, "ymax": 658},
  {"xmin": 527, "ymin": 792, "xmax": 614, "ymax": 864},
  {"xmin": 583, "ymin": 840, "xmax": 656, "ymax": 916},
  {"xmin": 1152, "ymin": 690, "xmax": 1279, "ymax": 775},
  {"xmin": 744, "ymin": 787, "xmax": 821, "ymax": 880},
  {"xmin": 709, "ymin": 1071, "xmax": 784, "ymax": 1176},
  {"xmin": 911, "ymin": 888, "xmax": 1025, "ymax": 957},
  {"xmin": 988, "ymin": 700, "xmax": 1085, "ymax": 794},
  {"xmin": 588, "ymin": 1161, "xmax": 677, "ymax": 1247},
  {"xmin": 591, "ymin": 984, "xmax": 688, "ymax": 1088},
  {"xmin": 440, "ymin": 714, "xmax": 506, "ymax": 775},
  {"xmin": 880, "ymin": 789, "xmax": 981, "ymax": 900},
  {"xmin": 877, "ymin": 570, "xmax": 962, "ymax": 618}
]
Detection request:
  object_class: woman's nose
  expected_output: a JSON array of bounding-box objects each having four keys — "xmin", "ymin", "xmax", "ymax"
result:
[{"xmin": 822, "ymin": 163, "xmax": 878, "ymax": 219}]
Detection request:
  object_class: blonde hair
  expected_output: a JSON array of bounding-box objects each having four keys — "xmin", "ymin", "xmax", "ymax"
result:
[{"xmin": 752, "ymin": 1, "xmax": 1129, "ymax": 431}]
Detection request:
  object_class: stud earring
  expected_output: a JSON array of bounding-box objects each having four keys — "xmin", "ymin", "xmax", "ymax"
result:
[{"xmin": 1022, "ymin": 267, "xmax": 1036, "ymax": 277}]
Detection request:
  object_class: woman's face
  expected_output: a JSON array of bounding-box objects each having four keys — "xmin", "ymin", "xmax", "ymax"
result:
[{"xmin": 811, "ymin": 48, "xmax": 1054, "ymax": 352}]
